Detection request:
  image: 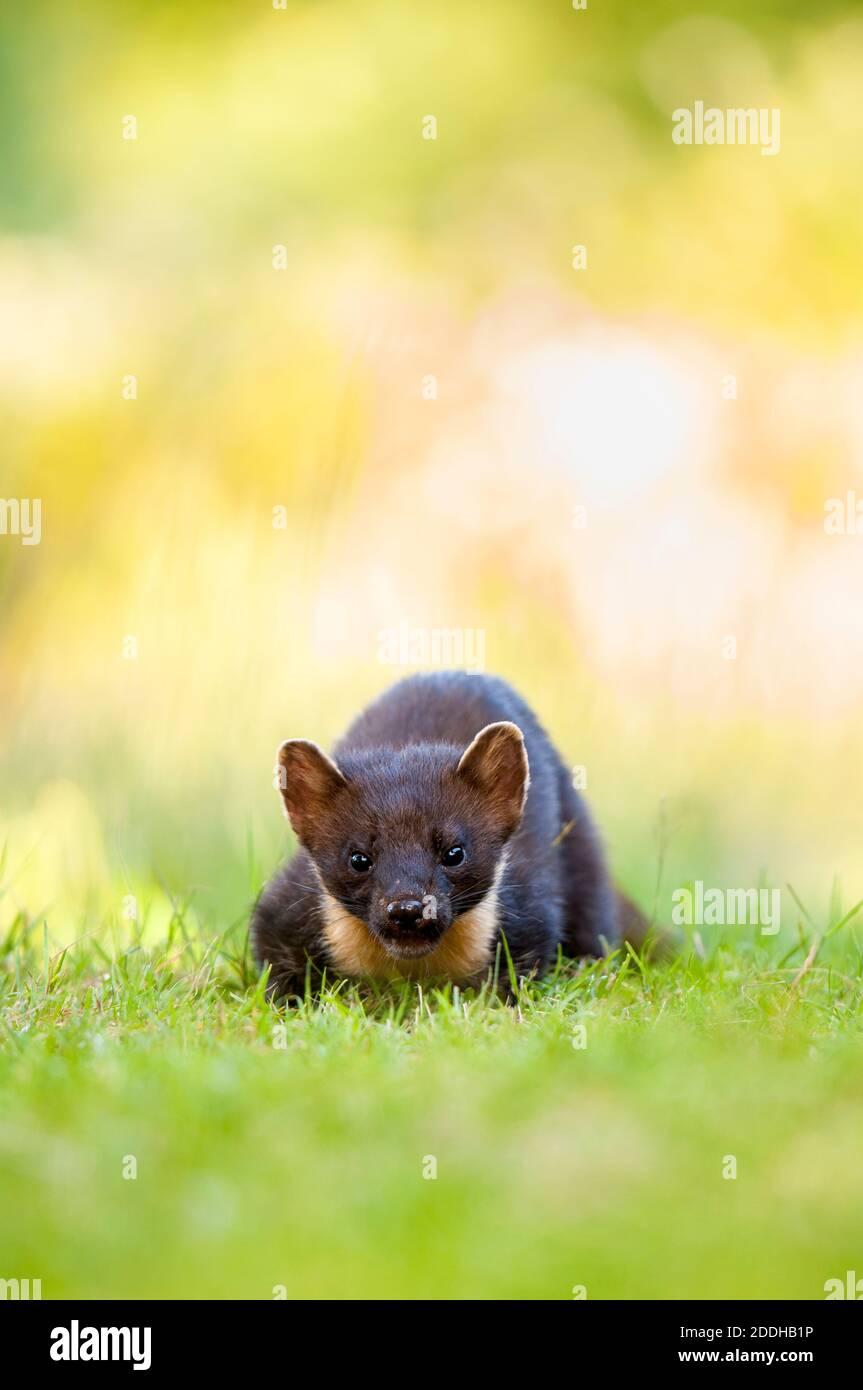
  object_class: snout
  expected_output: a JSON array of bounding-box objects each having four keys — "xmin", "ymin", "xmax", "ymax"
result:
[
  {"xmin": 375, "ymin": 892, "xmax": 448, "ymax": 958},
  {"xmin": 386, "ymin": 897, "xmax": 424, "ymax": 926}
]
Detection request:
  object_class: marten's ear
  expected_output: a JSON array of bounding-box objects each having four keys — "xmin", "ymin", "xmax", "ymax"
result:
[
  {"xmin": 275, "ymin": 739, "xmax": 348, "ymax": 846},
  {"xmin": 456, "ymin": 721, "xmax": 530, "ymax": 839}
]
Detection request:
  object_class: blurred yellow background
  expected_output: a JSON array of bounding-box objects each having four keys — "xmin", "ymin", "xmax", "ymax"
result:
[{"xmin": 2, "ymin": 0, "xmax": 863, "ymax": 942}]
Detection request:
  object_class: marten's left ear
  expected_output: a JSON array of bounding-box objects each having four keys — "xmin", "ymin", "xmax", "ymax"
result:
[{"xmin": 456, "ymin": 721, "xmax": 530, "ymax": 838}]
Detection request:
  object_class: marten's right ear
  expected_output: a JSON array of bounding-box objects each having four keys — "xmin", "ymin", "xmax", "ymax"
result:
[
  {"xmin": 274, "ymin": 739, "xmax": 348, "ymax": 847},
  {"xmin": 456, "ymin": 721, "xmax": 530, "ymax": 839}
]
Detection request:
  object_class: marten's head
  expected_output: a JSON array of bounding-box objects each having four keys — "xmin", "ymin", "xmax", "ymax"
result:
[{"xmin": 274, "ymin": 723, "xmax": 529, "ymax": 963}]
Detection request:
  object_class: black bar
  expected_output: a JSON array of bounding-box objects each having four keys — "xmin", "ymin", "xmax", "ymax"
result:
[{"xmin": 5, "ymin": 1299, "xmax": 861, "ymax": 1374}]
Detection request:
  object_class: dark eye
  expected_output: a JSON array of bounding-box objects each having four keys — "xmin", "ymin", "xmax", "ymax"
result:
[
  {"xmin": 441, "ymin": 845, "xmax": 465, "ymax": 867},
  {"xmin": 349, "ymin": 852, "xmax": 373, "ymax": 874}
]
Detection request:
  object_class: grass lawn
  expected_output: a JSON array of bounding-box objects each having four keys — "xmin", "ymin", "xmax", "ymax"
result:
[{"xmin": 1, "ymin": 889, "xmax": 862, "ymax": 1301}]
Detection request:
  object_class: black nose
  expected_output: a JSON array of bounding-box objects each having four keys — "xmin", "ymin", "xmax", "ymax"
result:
[{"xmin": 386, "ymin": 898, "xmax": 424, "ymax": 926}]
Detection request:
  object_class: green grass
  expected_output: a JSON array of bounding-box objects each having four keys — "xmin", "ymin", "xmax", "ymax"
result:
[{"xmin": 1, "ymin": 887, "xmax": 862, "ymax": 1301}]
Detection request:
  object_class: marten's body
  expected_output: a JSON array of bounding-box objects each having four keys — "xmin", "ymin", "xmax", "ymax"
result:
[{"xmin": 253, "ymin": 672, "xmax": 643, "ymax": 998}]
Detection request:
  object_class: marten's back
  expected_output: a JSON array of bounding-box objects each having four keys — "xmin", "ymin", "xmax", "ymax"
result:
[{"xmin": 336, "ymin": 671, "xmax": 565, "ymax": 848}]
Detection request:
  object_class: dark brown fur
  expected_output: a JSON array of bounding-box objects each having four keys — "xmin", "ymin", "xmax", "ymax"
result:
[{"xmin": 252, "ymin": 671, "xmax": 648, "ymax": 998}]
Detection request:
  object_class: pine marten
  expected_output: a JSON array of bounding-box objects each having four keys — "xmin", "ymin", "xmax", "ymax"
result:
[{"xmin": 252, "ymin": 671, "xmax": 648, "ymax": 998}]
